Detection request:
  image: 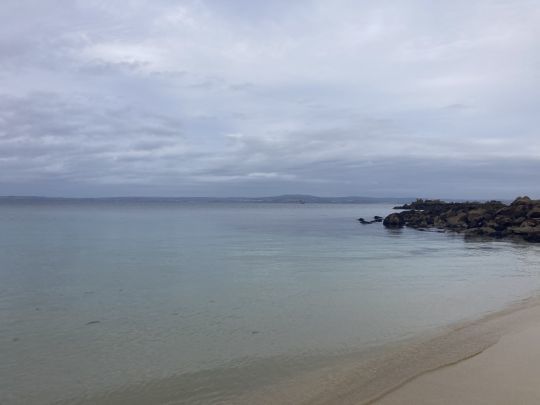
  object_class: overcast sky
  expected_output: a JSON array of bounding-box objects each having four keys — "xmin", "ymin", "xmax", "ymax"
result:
[{"xmin": 0, "ymin": 0, "xmax": 539, "ymax": 198}]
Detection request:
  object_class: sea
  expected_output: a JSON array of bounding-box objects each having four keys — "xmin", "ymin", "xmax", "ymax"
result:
[{"xmin": 1, "ymin": 199, "xmax": 540, "ymax": 404}]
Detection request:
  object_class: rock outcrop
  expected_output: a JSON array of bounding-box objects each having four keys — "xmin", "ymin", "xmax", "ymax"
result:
[{"xmin": 383, "ymin": 197, "xmax": 540, "ymax": 242}]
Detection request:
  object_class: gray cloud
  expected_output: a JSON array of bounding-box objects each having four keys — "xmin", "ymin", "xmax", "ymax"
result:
[{"xmin": 0, "ymin": 0, "xmax": 539, "ymax": 198}]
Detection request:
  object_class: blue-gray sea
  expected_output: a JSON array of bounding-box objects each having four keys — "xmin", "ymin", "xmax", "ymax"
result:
[{"xmin": 1, "ymin": 200, "xmax": 540, "ymax": 404}]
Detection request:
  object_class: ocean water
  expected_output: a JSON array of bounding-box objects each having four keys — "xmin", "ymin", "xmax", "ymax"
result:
[{"xmin": 1, "ymin": 201, "xmax": 540, "ymax": 404}]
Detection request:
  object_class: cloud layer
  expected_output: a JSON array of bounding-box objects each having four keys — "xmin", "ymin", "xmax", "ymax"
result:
[{"xmin": 1, "ymin": 0, "xmax": 539, "ymax": 198}]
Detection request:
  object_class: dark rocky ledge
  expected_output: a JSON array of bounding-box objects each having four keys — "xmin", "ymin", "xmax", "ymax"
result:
[{"xmin": 383, "ymin": 197, "xmax": 540, "ymax": 242}]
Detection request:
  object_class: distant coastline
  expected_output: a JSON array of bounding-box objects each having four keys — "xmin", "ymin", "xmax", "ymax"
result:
[{"xmin": 0, "ymin": 195, "xmax": 412, "ymax": 204}]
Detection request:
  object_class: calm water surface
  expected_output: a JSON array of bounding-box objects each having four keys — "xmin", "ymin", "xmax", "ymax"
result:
[{"xmin": 1, "ymin": 201, "xmax": 540, "ymax": 404}]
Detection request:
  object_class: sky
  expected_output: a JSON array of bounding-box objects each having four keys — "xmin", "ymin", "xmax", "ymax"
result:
[{"xmin": 0, "ymin": 0, "xmax": 539, "ymax": 199}]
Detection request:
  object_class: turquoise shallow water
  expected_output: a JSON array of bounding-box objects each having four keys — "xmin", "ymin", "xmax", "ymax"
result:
[{"xmin": 1, "ymin": 201, "xmax": 540, "ymax": 404}]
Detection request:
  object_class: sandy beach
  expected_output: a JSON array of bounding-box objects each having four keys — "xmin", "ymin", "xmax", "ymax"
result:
[
  {"xmin": 374, "ymin": 299, "xmax": 540, "ymax": 405},
  {"xmin": 223, "ymin": 297, "xmax": 540, "ymax": 405}
]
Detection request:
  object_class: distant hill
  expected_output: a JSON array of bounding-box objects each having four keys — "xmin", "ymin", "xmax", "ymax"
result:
[{"xmin": 238, "ymin": 195, "xmax": 411, "ymax": 204}]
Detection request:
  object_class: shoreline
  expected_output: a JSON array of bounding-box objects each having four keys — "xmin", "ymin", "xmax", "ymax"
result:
[
  {"xmin": 239, "ymin": 295, "xmax": 540, "ymax": 405},
  {"xmin": 375, "ymin": 296, "xmax": 540, "ymax": 404},
  {"xmin": 58, "ymin": 295, "xmax": 540, "ymax": 404}
]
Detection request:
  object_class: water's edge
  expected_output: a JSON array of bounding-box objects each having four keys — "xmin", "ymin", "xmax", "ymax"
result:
[{"xmin": 60, "ymin": 294, "xmax": 540, "ymax": 405}]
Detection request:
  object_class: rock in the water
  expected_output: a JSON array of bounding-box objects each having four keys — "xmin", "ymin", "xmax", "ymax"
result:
[
  {"xmin": 358, "ymin": 216, "xmax": 384, "ymax": 224},
  {"xmin": 383, "ymin": 213, "xmax": 404, "ymax": 227},
  {"xmin": 383, "ymin": 197, "xmax": 540, "ymax": 242},
  {"xmin": 86, "ymin": 320, "xmax": 101, "ymax": 325}
]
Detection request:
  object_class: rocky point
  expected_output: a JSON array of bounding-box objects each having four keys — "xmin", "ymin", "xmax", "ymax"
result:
[{"xmin": 382, "ymin": 196, "xmax": 540, "ymax": 242}]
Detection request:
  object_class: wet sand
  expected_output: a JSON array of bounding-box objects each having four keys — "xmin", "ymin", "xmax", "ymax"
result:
[
  {"xmin": 239, "ymin": 296, "xmax": 540, "ymax": 405},
  {"xmin": 375, "ymin": 301, "xmax": 540, "ymax": 404}
]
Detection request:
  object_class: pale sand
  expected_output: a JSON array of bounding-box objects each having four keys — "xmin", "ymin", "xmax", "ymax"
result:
[
  {"xmin": 375, "ymin": 303, "xmax": 540, "ymax": 405},
  {"xmin": 232, "ymin": 297, "xmax": 540, "ymax": 405}
]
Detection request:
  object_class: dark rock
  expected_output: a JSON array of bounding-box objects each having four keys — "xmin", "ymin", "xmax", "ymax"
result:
[
  {"xmin": 479, "ymin": 226, "xmax": 499, "ymax": 236},
  {"xmin": 358, "ymin": 216, "xmax": 384, "ymax": 224},
  {"xmin": 383, "ymin": 197, "xmax": 540, "ymax": 242},
  {"xmin": 524, "ymin": 231, "xmax": 540, "ymax": 242},
  {"xmin": 512, "ymin": 196, "xmax": 532, "ymax": 205},
  {"xmin": 393, "ymin": 199, "xmax": 445, "ymax": 210},
  {"xmin": 528, "ymin": 208, "xmax": 540, "ymax": 219},
  {"xmin": 383, "ymin": 213, "xmax": 404, "ymax": 227},
  {"xmin": 467, "ymin": 208, "xmax": 486, "ymax": 227},
  {"xmin": 508, "ymin": 225, "xmax": 540, "ymax": 241},
  {"xmin": 446, "ymin": 212, "xmax": 468, "ymax": 229},
  {"xmin": 86, "ymin": 320, "xmax": 101, "ymax": 325},
  {"xmin": 493, "ymin": 215, "xmax": 513, "ymax": 230},
  {"xmin": 522, "ymin": 219, "xmax": 538, "ymax": 227}
]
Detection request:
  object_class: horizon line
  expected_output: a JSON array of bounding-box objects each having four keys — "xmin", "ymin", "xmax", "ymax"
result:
[{"xmin": 0, "ymin": 194, "xmax": 513, "ymax": 202}]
